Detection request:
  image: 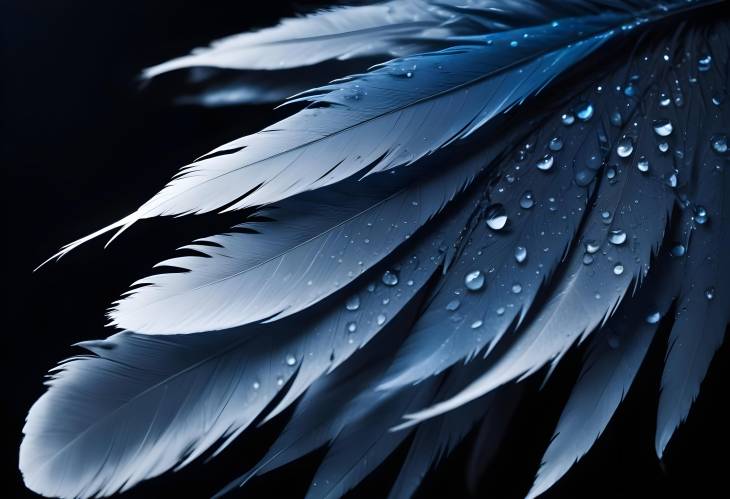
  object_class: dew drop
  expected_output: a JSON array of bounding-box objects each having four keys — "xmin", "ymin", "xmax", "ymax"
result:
[
  {"xmin": 711, "ymin": 135, "xmax": 728, "ymax": 154},
  {"xmin": 606, "ymin": 166, "xmax": 617, "ymax": 180},
  {"xmin": 376, "ymin": 313, "xmax": 386, "ymax": 326},
  {"xmin": 485, "ymin": 204, "xmax": 508, "ymax": 230},
  {"xmin": 574, "ymin": 169, "xmax": 594, "ymax": 187},
  {"xmin": 583, "ymin": 253, "xmax": 594, "ymax": 265},
  {"xmin": 464, "ymin": 270, "xmax": 485, "ymax": 291},
  {"xmin": 666, "ymin": 172, "xmax": 678, "ymax": 188},
  {"xmin": 276, "ymin": 376, "xmax": 285, "ymax": 387},
  {"xmin": 645, "ymin": 311, "xmax": 661, "ymax": 324},
  {"xmin": 652, "ymin": 119, "xmax": 673, "ymax": 137},
  {"xmin": 346, "ymin": 321, "xmax": 357, "ymax": 333},
  {"xmin": 623, "ymin": 84, "xmax": 636, "ymax": 97},
  {"xmin": 496, "ymin": 306, "xmax": 505, "ymax": 316},
  {"xmin": 658, "ymin": 141, "xmax": 669, "ymax": 153},
  {"xmin": 698, "ymin": 54, "xmax": 712, "ymax": 72},
  {"xmin": 694, "ymin": 205, "xmax": 708, "ymax": 224},
  {"xmin": 520, "ymin": 191, "xmax": 535, "ymax": 209},
  {"xmin": 609, "ymin": 229, "xmax": 627, "ymax": 245},
  {"xmin": 346, "ymin": 295, "xmax": 360, "ymax": 311},
  {"xmin": 561, "ymin": 113, "xmax": 575, "ymax": 126},
  {"xmin": 637, "ymin": 156, "xmax": 650, "ymax": 173},
  {"xmin": 705, "ymin": 287, "xmax": 715, "ymax": 300},
  {"xmin": 511, "ymin": 283, "xmax": 523, "ymax": 294},
  {"xmin": 252, "ymin": 381, "xmax": 260, "ymax": 390},
  {"xmin": 286, "ymin": 354, "xmax": 297, "ymax": 366},
  {"xmin": 549, "ymin": 137, "xmax": 563, "ymax": 151},
  {"xmin": 613, "ymin": 263, "xmax": 624, "ymax": 276},
  {"xmin": 510, "ymin": 40, "xmax": 518, "ymax": 47},
  {"xmin": 585, "ymin": 240, "xmax": 600, "ymax": 254},
  {"xmin": 514, "ymin": 246, "xmax": 527, "ymax": 263},
  {"xmin": 610, "ymin": 111, "xmax": 623, "ymax": 127},
  {"xmin": 382, "ymin": 270, "xmax": 399, "ymax": 286},
  {"xmin": 659, "ymin": 93, "xmax": 671, "ymax": 107},
  {"xmin": 446, "ymin": 299, "xmax": 461, "ymax": 311},
  {"xmin": 536, "ymin": 154, "xmax": 554, "ymax": 171},
  {"xmin": 471, "ymin": 319, "xmax": 483, "ymax": 329},
  {"xmin": 616, "ymin": 136, "xmax": 634, "ymax": 158},
  {"xmin": 576, "ymin": 102, "xmax": 594, "ymax": 121},
  {"xmin": 671, "ymin": 244, "xmax": 685, "ymax": 257}
]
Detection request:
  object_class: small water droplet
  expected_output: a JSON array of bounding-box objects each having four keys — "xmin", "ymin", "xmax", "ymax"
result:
[
  {"xmin": 276, "ymin": 376, "xmax": 285, "ymax": 387},
  {"xmin": 583, "ymin": 253, "xmax": 594, "ymax": 265},
  {"xmin": 376, "ymin": 313, "xmax": 386, "ymax": 326},
  {"xmin": 613, "ymin": 263, "xmax": 624, "ymax": 275},
  {"xmin": 252, "ymin": 380, "xmax": 260, "ymax": 390},
  {"xmin": 496, "ymin": 307, "xmax": 505, "ymax": 316},
  {"xmin": 606, "ymin": 166, "xmax": 617, "ymax": 179},
  {"xmin": 609, "ymin": 230, "xmax": 627, "ymax": 245},
  {"xmin": 601, "ymin": 210, "xmax": 612, "ymax": 222},
  {"xmin": 667, "ymin": 172, "xmax": 678, "ymax": 188},
  {"xmin": 658, "ymin": 141, "xmax": 669, "ymax": 153},
  {"xmin": 653, "ymin": 119, "xmax": 673, "ymax": 137},
  {"xmin": 346, "ymin": 295, "xmax": 360, "ymax": 311},
  {"xmin": 698, "ymin": 54, "xmax": 712, "ymax": 72},
  {"xmin": 576, "ymin": 102, "xmax": 594, "ymax": 121},
  {"xmin": 705, "ymin": 287, "xmax": 715, "ymax": 300},
  {"xmin": 464, "ymin": 270, "xmax": 485, "ymax": 291},
  {"xmin": 471, "ymin": 319, "xmax": 483, "ymax": 329},
  {"xmin": 286, "ymin": 354, "xmax": 297, "ymax": 366},
  {"xmin": 711, "ymin": 135, "xmax": 728, "ymax": 154},
  {"xmin": 610, "ymin": 111, "xmax": 623, "ymax": 127},
  {"xmin": 446, "ymin": 299, "xmax": 461, "ymax": 312},
  {"xmin": 574, "ymin": 169, "xmax": 594, "ymax": 187},
  {"xmin": 624, "ymin": 84, "xmax": 636, "ymax": 97},
  {"xmin": 346, "ymin": 321, "xmax": 357, "ymax": 333},
  {"xmin": 659, "ymin": 93, "xmax": 671, "ymax": 107},
  {"xmin": 485, "ymin": 204, "xmax": 508, "ymax": 230},
  {"xmin": 617, "ymin": 136, "xmax": 634, "ymax": 158},
  {"xmin": 515, "ymin": 246, "xmax": 527, "ymax": 263},
  {"xmin": 520, "ymin": 191, "xmax": 535, "ymax": 209},
  {"xmin": 694, "ymin": 205, "xmax": 708, "ymax": 224},
  {"xmin": 561, "ymin": 113, "xmax": 575, "ymax": 126},
  {"xmin": 549, "ymin": 137, "xmax": 563, "ymax": 151},
  {"xmin": 536, "ymin": 154, "xmax": 554, "ymax": 171},
  {"xmin": 585, "ymin": 240, "xmax": 600, "ymax": 254},
  {"xmin": 511, "ymin": 283, "xmax": 522, "ymax": 294},
  {"xmin": 382, "ymin": 270, "xmax": 399, "ymax": 286},
  {"xmin": 586, "ymin": 154, "xmax": 602, "ymax": 170},
  {"xmin": 671, "ymin": 244, "xmax": 685, "ymax": 257},
  {"xmin": 637, "ymin": 156, "xmax": 650, "ymax": 173},
  {"xmin": 646, "ymin": 311, "xmax": 661, "ymax": 324}
]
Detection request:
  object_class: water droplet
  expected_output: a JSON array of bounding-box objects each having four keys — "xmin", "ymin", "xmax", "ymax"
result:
[
  {"xmin": 610, "ymin": 111, "xmax": 622, "ymax": 127},
  {"xmin": 520, "ymin": 191, "xmax": 535, "ymax": 209},
  {"xmin": 536, "ymin": 154, "xmax": 554, "ymax": 171},
  {"xmin": 609, "ymin": 229, "xmax": 627, "ymax": 245},
  {"xmin": 561, "ymin": 113, "xmax": 575, "ymax": 126},
  {"xmin": 346, "ymin": 321, "xmax": 357, "ymax": 333},
  {"xmin": 583, "ymin": 253, "xmax": 594, "ymax": 265},
  {"xmin": 646, "ymin": 311, "xmax": 661, "ymax": 324},
  {"xmin": 671, "ymin": 244, "xmax": 685, "ymax": 257},
  {"xmin": 586, "ymin": 154, "xmax": 602, "ymax": 170},
  {"xmin": 574, "ymin": 169, "xmax": 594, "ymax": 187},
  {"xmin": 515, "ymin": 246, "xmax": 527, "ymax": 263},
  {"xmin": 585, "ymin": 240, "xmax": 600, "ymax": 254},
  {"xmin": 698, "ymin": 54, "xmax": 712, "ymax": 72},
  {"xmin": 617, "ymin": 136, "xmax": 634, "ymax": 158},
  {"xmin": 575, "ymin": 102, "xmax": 594, "ymax": 121},
  {"xmin": 346, "ymin": 295, "xmax": 360, "ymax": 311},
  {"xmin": 471, "ymin": 319, "xmax": 483, "ymax": 329},
  {"xmin": 382, "ymin": 270, "xmax": 399, "ymax": 286},
  {"xmin": 705, "ymin": 287, "xmax": 715, "ymax": 300},
  {"xmin": 286, "ymin": 354, "xmax": 297, "ymax": 366},
  {"xmin": 252, "ymin": 381, "xmax": 260, "ymax": 390},
  {"xmin": 658, "ymin": 141, "xmax": 669, "ymax": 153},
  {"xmin": 276, "ymin": 376, "xmax": 285, "ymax": 387},
  {"xmin": 659, "ymin": 93, "xmax": 671, "ymax": 107},
  {"xmin": 652, "ymin": 119, "xmax": 673, "ymax": 137},
  {"xmin": 667, "ymin": 172, "xmax": 678, "ymax": 188},
  {"xmin": 613, "ymin": 263, "xmax": 624, "ymax": 275},
  {"xmin": 711, "ymin": 135, "xmax": 728, "ymax": 154},
  {"xmin": 446, "ymin": 299, "xmax": 461, "ymax": 312},
  {"xmin": 496, "ymin": 306, "xmax": 505, "ymax": 316},
  {"xmin": 637, "ymin": 156, "xmax": 650, "ymax": 173},
  {"xmin": 464, "ymin": 270, "xmax": 485, "ymax": 291},
  {"xmin": 376, "ymin": 313, "xmax": 386, "ymax": 326},
  {"xmin": 606, "ymin": 166, "xmax": 617, "ymax": 180},
  {"xmin": 694, "ymin": 205, "xmax": 708, "ymax": 224},
  {"xmin": 601, "ymin": 210, "xmax": 612, "ymax": 222},
  {"xmin": 510, "ymin": 40, "xmax": 518, "ymax": 47},
  {"xmin": 511, "ymin": 283, "xmax": 522, "ymax": 294},
  {"xmin": 485, "ymin": 204, "xmax": 508, "ymax": 230},
  {"xmin": 549, "ymin": 137, "xmax": 563, "ymax": 151}
]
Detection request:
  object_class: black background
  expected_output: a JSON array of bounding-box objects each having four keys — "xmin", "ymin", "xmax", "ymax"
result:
[{"xmin": 3, "ymin": 1, "xmax": 728, "ymax": 498}]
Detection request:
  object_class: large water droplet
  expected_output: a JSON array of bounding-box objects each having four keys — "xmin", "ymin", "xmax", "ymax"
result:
[
  {"xmin": 645, "ymin": 311, "xmax": 661, "ymax": 324},
  {"xmin": 520, "ymin": 191, "xmax": 535, "ymax": 209},
  {"xmin": 637, "ymin": 156, "xmax": 650, "ymax": 173},
  {"xmin": 446, "ymin": 299, "xmax": 461, "ymax": 312},
  {"xmin": 617, "ymin": 136, "xmax": 634, "ymax": 158},
  {"xmin": 536, "ymin": 154, "xmax": 554, "ymax": 171},
  {"xmin": 286, "ymin": 354, "xmax": 297, "ymax": 366},
  {"xmin": 613, "ymin": 263, "xmax": 625, "ymax": 276},
  {"xmin": 561, "ymin": 113, "xmax": 575, "ymax": 126},
  {"xmin": 485, "ymin": 204, "xmax": 508, "ymax": 230},
  {"xmin": 711, "ymin": 135, "xmax": 728, "ymax": 154},
  {"xmin": 464, "ymin": 270, "xmax": 485, "ymax": 291},
  {"xmin": 609, "ymin": 229, "xmax": 627, "ymax": 245},
  {"xmin": 382, "ymin": 270, "xmax": 399, "ymax": 286},
  {"xmin": 576, "ymin": 102, "xmax": 594, "ymax": 121},
  {"xmin": 549, "ymin": 137, "xmax": 563, "ymax": 151},
  {"xmin": 694, "ymin": 205, "xmax": 708, "ymax": 224},
  {"xmin": 652, "ymin": 119, "xmax": 673, "ymax": 137},
  {"xmin": 515, "ymin": 246, "xmax": 527, "ymax": 263},
  {"xmin": 346, "ymin": 295, "xmax": 360, "ymax": 311}
]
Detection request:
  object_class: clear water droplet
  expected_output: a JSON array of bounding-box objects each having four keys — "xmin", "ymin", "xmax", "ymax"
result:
[
  {"xmin": 485, "ymin": 204, "xmax": 508, "ymax": 230},
  {"xmin": 705, "ymin": 287, "xmax": 715, "ymax": 300},
  {"xmin": 511, "ymin": 283, "xmax": 522, "ymax": 294},
  {"xmin": 276, "ymin": 376, "xmax": 285, "ymax": 387},
  {"xmin": 286, "ymin": 354, "xmax": 297, "ymax": 366},
  {"xmin": 574, "ymin": 169, "xmax": 594, "ymax": 187},
  {"xmin": 583, "ymin": 253, "xmax": 594, "ymax": 265},
  {"xmin": 446, "ymin": 299, "xmax": 461, "ymax": 312},
  {"xmin": 646, "ymin": 311, "xmax": 661, "ymax": 324},
  {"xmin": 514, "ymin": 246, "xmax": 527, "ymax": 263},
  {"xmin": 346, "ymin": 321, "xmax": 357, "ymax": 333},
  {"xmin": 464, "ymin": 270, "xmax": 485, "ymax": 291},
  {"xmin": 601, "ymin": 210, "xmax": 612, "ymax": 222},
  {"xmin": 624, "ymin": 84, "xmax": 636, "ymax": 97},
  {"xmin": 653, "ymin": 119, "xmax": 673, "ymax": 137},
  {"xmin": 520, "ymin": 191, "xmax": 535, "ymax": 209},
  {"xmin": 694, "ymin": 205, "xmax": 708, "ymax": 224},
  {"xmin": 585, "ymin": 240, "xmax": 600, "ymax": 254},
  {"xmin": 561, "ymin": 113, "xmax": 575, "ymax": 126},
  {"xmin": 698, "ymin": 54, "xmax": 712, "ymax": 72},
  {"xmin": 711, "ymin": 135, "xmax": 728, "ymax": 154},
  {"xmin": 382, "ymin": 270, "xmax": 399, "ymax": 286},
  {"xmin": 613, "ymin": 263, "xmax": 624, "ymax": 275},
  {"xmin": 536, "ymin": 154, "xmax": 554, "ymax": 171},
  {"xmin": 637, "ymin": 156, "xmax": 650, "ymax": 173},
  {"xmin": 586, "ymin": 154, "xmax": 602, "ymax": 170},
  {"xmin": 609, "ymin": 229, "xmax": 627, "ymax": 245},
  {"xmin": 606, "ymin": 166, "xmax": 617, "ymax": 179},
  {"xmin": 659, "ymin": 93, "xmax": 671, "ymax": 107},
  {"xmin": 658, "ymin": 141, "xmax": 669, "ymax": 153},
  {"xmin": 667, "ymin": 172, "xmax": 678, "ymax": 188},
  {"xmin": 510, "ymin": 40, "xmax": 518, "ymax": 47},
  {"xmin": 346, "ymin": 295, "xmax": 360, "ymax": 311},
  {"xmin": 252, "ymin": 380, "xmax": 261, "ymax": 390},
  {"xmin": 376, "ymin": 314, "xmax": 386, "ymax": 326},
  {"xmin": 549, "ymin": 137, "xmax": 563, "ymax": 151},
  {"xmin": 471, "ymin": 319, "xmax": 483, "ymax": 329},
  {"xmin": 671, "ymin": 244, "xmax": 685, "ymax": 257},
  {"xmin": 576, "ymin": 102, "xmax": 594, "ymax": 121},
  {"xmin": 610, "ymin": 111, "xmax": 623, "ymax": 127},
  {"xmin": 617, "ymin": 136, "xmax": 634, "ymax": 158},
  {"xmin": 496, "ymin": 306, "xmax": 505, "ymax": 316}
]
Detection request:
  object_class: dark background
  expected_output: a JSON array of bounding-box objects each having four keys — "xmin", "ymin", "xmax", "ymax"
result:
[{"xmin": 3, "ymin": 1, "xmax": 728, "ymax": 497}]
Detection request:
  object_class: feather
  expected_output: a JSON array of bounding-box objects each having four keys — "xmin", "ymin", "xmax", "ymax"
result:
[
  {"xmin": 108, "ymin": 145, "xmax": 489, "ymax": 334},
  {"xmin": 47, "ymin": 7, "xmax": 659, "ymax": 263}
]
